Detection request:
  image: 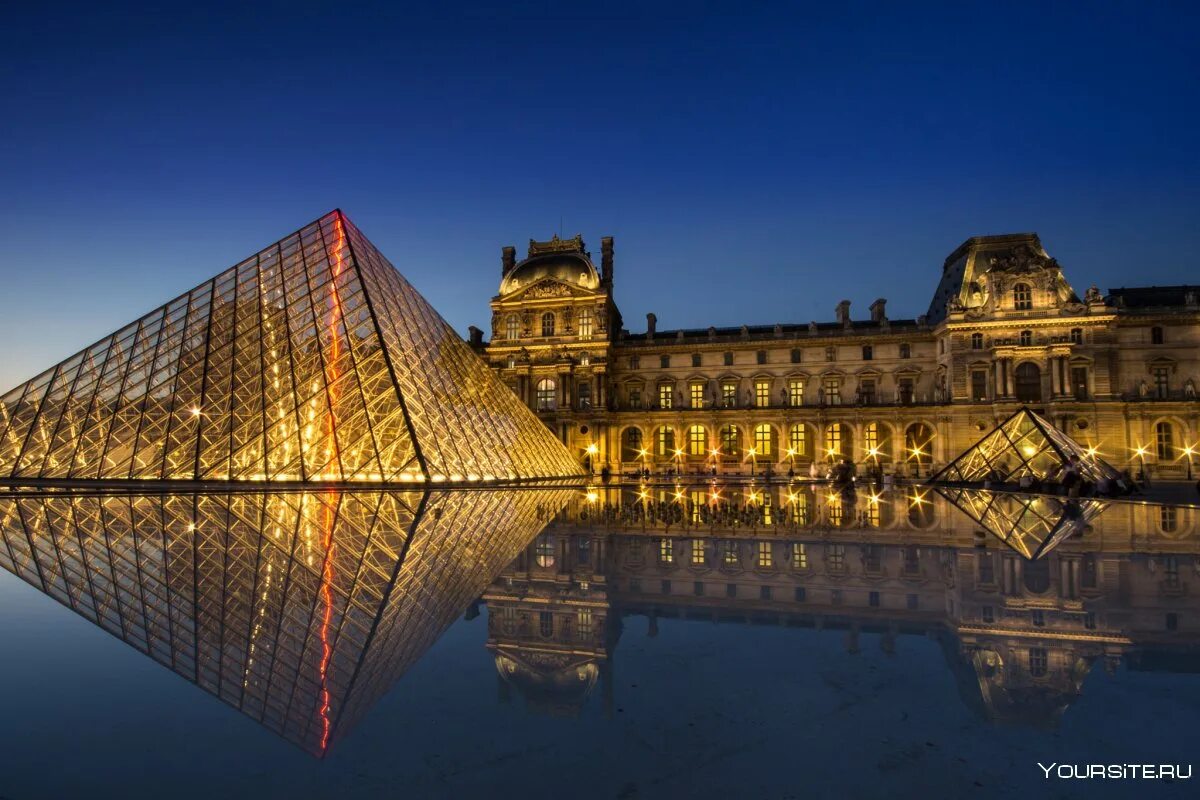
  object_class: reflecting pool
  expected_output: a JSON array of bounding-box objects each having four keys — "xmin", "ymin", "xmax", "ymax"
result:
[{"xmin": 1, "ymin": 485, "xmax": 1197, "ymax": 798}]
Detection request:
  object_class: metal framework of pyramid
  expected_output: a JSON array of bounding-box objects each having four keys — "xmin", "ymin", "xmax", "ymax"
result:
[
  {"xmin": 930, "ymin": 407, "xmax": 1121, "ymax": 486},
  {"xmin": 935, "ymin": 487, "xmax": 1107, "ymax": 559},
  {"xmin": 0, "ymin": 211, "xmax": 581, "ymax": 484}
]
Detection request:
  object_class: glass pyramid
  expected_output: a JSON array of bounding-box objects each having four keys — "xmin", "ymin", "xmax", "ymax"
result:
[
  {"xmin": 0, "ymin": 487, "xmax": 572, "ymax": 755},
  {"xmin": 930, "ymin": 407, "xmax": 1121, "ymax": 486},
  {"xmin": 935, "ymin": 487, "xmax": 1107, "ymax": 559},
  {"xmin": 0, "ymin": 211, "xmax": 581, "ymax": 484}
]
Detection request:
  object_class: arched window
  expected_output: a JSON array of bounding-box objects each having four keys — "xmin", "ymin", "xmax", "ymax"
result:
[
  {"xmin": 620, "ymin": 428, "xmax": 643, "ymax": 462},
  {"xmin": 687, "ymin": 425, "xmax": 707, "ymax": 457},
  {"xmin": 1013, "ymin": 283, "xmax": 1032, "ymax": 310},
  {"xmin": 1015, "ymin": 362, "xmax": 1041, "ymax": 402},
  {"xmin": 655, "ymin": 426, "xmax": 676, "ymax": 457},
  {"xmin": 788, "ymin": 424, "xmax": 810, "ymax": 457},
  {"xmin": 753, "ymin": 423, "xmax": 774, "ymax": 457},
  {"xmin": 541, "ymin": 312, "xmax": 555, "ymax": 337},
  {"xmin": 505, "ymin": 314, "xmax": 519, "ymax": 340},
  {"xmin": 864, "ymin": 422, "xmax": 892, "ymax": 461},
  {"xmin": 824, "ymin": 423, "xmax": 847, "ymax": 460},
  {"xmin": 719, "ymin": 424, "xmax": 741, "ymax": 457},
  {"xmin": 905, "ymin": 424, "xmax": 935, "ymax": 472},
  {"xmin": 1155, "ymin": 421, "xmax": 1175, "ymax": 460},
  {"xmin": 1019, "ymin": 330, "xmax": 1032, "ymax": 346},
  {"xmin": 535, "ymin": 378, "xmax": 556, "ymax": 410},
  {"xmin": 971, "ymin": 332, "xmax": 983, "ymax": 350},
  {"xmin": 577, "ymin": 308, "xmax": 593, "ymax": 339},
  {"xmin": 578, "ymin": 351, "xmax": 590, "ymax": 366}
]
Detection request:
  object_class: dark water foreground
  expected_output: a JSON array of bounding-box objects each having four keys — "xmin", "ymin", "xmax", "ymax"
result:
[{"xmin": 0, "ymin": 485, "xmax": 1196, "ymax": 799}]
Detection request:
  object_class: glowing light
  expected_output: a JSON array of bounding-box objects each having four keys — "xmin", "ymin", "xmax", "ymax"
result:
[
  {"xmin": 585, "ymin": 443, "xmax": 599, "ymax": 455},
  {"xmin": 190, "ymin": 407, "xmax": 202, "ymax": 417},
  {"xmin": 585, "ymin": 490, "xmax": 599, "ymax": 503}
]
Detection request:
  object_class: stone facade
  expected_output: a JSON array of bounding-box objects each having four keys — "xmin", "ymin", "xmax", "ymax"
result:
[{"xmin": 476, "ymin": 232, "xmax": 1200, "ymax": 478}]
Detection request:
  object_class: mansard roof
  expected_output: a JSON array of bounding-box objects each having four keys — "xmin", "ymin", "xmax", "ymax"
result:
[
  {"xmin": 619, "ymin": 319, "xmax": 925, "ymax": 345},
  {"xmin": 1106, "ymin": 285, "xmax": 1200, "ymax": 310}
]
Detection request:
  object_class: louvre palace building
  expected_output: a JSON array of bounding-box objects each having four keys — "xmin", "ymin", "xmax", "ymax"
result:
[{"xmin": 471, "ymin": 232, "xmax": 1200, "ymax": 478}]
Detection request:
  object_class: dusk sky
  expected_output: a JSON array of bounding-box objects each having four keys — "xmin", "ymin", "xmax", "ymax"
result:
[{"xmin": 2, "ymin": 1, "xmax": 1197, "ymax": 390}]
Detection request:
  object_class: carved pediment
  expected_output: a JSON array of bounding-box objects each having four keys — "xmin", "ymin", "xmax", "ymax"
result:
[
  {"xmin": 988, "ymin": 243, "xmax": 1058, "ymax": 275},
  {"xmin": 519, "ymin": 278, "xmax": 580, "ymax": 300}
]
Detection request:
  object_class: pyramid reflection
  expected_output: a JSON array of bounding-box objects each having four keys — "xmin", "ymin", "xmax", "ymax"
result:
[
  {"xmin": 0, "ymin": 487, "xmax": 570, "ymax": 755},
  {"xmin": 935, "ymin": 486, "xmax": 1107, "ymax": 559}
]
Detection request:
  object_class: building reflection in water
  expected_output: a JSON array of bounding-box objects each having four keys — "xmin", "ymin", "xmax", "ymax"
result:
[
  {"xmin": 0, "ymin": 487, "xmax": 571, "ymax": 755},
  {"xmin": 485, "ymin": 484, "xmax": 1200, "ymax": 728}
]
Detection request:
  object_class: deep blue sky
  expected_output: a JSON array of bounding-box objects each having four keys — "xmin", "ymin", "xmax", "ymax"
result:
[{"xmin": 2, "ymin": 1, "xmax": 1198, "ymax": 390}]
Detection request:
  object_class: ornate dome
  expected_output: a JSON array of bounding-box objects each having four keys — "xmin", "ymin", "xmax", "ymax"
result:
[{"xmin": 499, "ymin": 236, "xmax": 601, "ymax": 296}]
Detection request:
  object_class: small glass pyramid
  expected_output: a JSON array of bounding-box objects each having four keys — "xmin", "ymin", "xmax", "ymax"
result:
[
  {"xmin": 931, "ymin": 407, "xmax": 1121, "ymax": 486},
  {"xmin": 0, "ymin": 211, "xmax": 582, "ymax": 484},
  {"xmin": 935, "ymin": 486, "xmax": 1107, "ymax": 559}
]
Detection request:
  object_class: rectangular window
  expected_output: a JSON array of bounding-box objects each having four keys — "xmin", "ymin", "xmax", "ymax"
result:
[
  {"xmin": 1153, "ymin": 367, "xmax": 1170, "ymax": 398},
  {"xmin": 869, "ymin": 591, "xmax": 880, "ymax": 607},
  {"xmin": 628, "ymin": 386, "xmax": 642, "ymax": 408},
  {"xmin": 723, "ymin": 541, "xmax": 738, "ymax": 565},
  {"xmin": 691, "ymin": 539, "xmax": 705, "ymax": 565},
  {"xmin": 827, "ymin": 544, "xmax": 845, "ymax": 571},
  {"xmin": 760, "ymin": 585, "xmax": 772, "ymax": 600},
  {"xmin": 577, "ymin": 609, "xmax": 593, "ymax": 640},
  {"xmin": 756, "ymin": 350, "xmax": 768, "ymax": 365},
  {"xmin": 795, "ymin": 586, "xmax": 807, "ymax": 602},
  {"xmin": 688, "ymin": 425, "xmax": 706, "ymax": 456},
  {"xmin": 694, "ymin": 581, "xmax": 706, "ymax": 597},
  {"xmin": 660, "ymin": 355, "xmax": 671, "ymax": 369},
  {"xmin": 661, "ymin": 579, "xmax": 671, "ymax": 594},
  {"xmin": 658, "ymin": 384, "xmax": 674, "ymax": 409},
  {"xmin": 692, "ymin": 353, "xmax": 702, "ymax": 367},
  {"xmin": 791, "ymin": 543, "xmax": 807, "ymax": 569},
  {"xmin": 982, "ymin": 605, "xmax": 994, "ymax": 623},
  {"xmin": 971, "ymin": 370, "xmax": 988, "ymax": 401},
  {"xmin": 978, "ymin": 553, "xmax": 995, "ymax": 584},
  {"xmin": 906, "ymin": 594, "xmax": 919, "ymax": 610},
  {"xmin": 1029, "ymin": 648, "xmax": 1048, "ymax": 677},
  {"xmin": 721, "ymin": 381, "xmax": 738, "ymax": 407},
  {"xmin": 823, "ymin": 379, "xmax": 841, "ymax": 406},
  {"xmin": 539, "ymin": 612, "xmax": 554, "ymax": 637},
  {"xmin": 898, "ymin": 377, "xmax": 914, "ymax": 404},
  {"xmin": 859, "ymin": 379, "xmax": 875, "ymax": 404},
  {"xmin": 862, "ymin": 345, "xmax": 873, "ymax": 361},
  {"xmin": 690, "ymin": 382, "xmax": 705, "ymax": 408},
  {"xmin": 787, "ymin": 378, "xmax": 805, "ymax": 407},
  {"xmin": 659, "ymin": 538, "xmax": 673, "ymax": 564},
  {"xmin": 754, "ymin": 380, "xmax": 771, "ymax": 407},
  {"xmin": 725, "ymin": 583, "xmax": 736, "ymax": 598},
  {"xmin": 578, "ymin": 309, "xmax": 593, "ymax": 339},
  {"xmin": 790, "ymin": 348, "xmax": 802, "ymax": 363},
  {"xmin": 757, "ymin": 541, "xmax": 773, "ymax": 568},
  {"xmin": 629, "ymin": 356, "xmax": 640, "ymax": 370},
  {"xmin": 1071, "ymin": 366, "xmax": 1088, "ymax": 400},
  {"xmin": 723, "ymin": 352, "xmax": 734, "ymax": 366},
  {"xmin": 825, "ymin": 346, "xmax": 835, "ymax": 362}
]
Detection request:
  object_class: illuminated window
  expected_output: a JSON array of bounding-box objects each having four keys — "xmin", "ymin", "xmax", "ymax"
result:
[
  {"xmin": 863, "ymin": 422, "xmax": 879, "ymax": 456},
  {"xmin": 689, "ymin": 382, "xmax": 705, "ymax": 408},
  {"xmin": 1070, "ymin": 327, "xmax": 1082, "ymax": 344},
  {"xmin": 753, "ymin": 423, "xmax": 773, "ymax": 456},
  {"xmin": 578, "ymin": 309, "xmax": 593, "ymax": 339},
  {"xmin": 791, "ymin": 543, "xmax": 808, "ymax": 569},
  {"xmin": 788, "ymin": 424, "xmax": 809, "ymax": 456},
  {"xmin": 576, "ymin": 609, "xmax": 592, "ymax": 640},
  {"xmin": 757, "ymin": 541, "xmax": 773, "ymax": 568},
  {"xmin": 1019, "ymin": 329, "xmax": 1032, "ymax": 346},
  {"xmin": 861, "ymin": 345, "xmax": 872, "ymax": 361},
  {"xmin": 541, "ymin": 312, "xmax": 555, "ymax": 336},
  {"xmin": 720, "ymin": 380, "xmax": 738, "ymax": 407},
  {"xmin": 971, "ymin": 332, "xmax": 983, "ymax": 350},
  {"xmin": 723, "ymin": 541, "xmax": 739, "ymax": 565},
  {"xmin": 535, "ymin": 535, "xmax": 555, "ymax": 567},
  {"xmin": 692, "ymin": 353, "xmax": 702, "ymax": 367},
  {"xmin": 535, "ymin": 378, "xmax": 556, "ymax": 410},
  {"xmin": 899, "ymin": 343, "xmax": 911, "ymax": 359},
  {"xmin": 787, "ymin": 378, "xmax": 805, "ymax": 406},
  {"xmin": 655, "ymin": 426, "xmax": 676, "ymax": 456},
  {"xmin": 658, "ymin": 383, "xmax": 674, "ymax": 409},
  {"xmin": 660, "ymin": 354, "xmax": 670, "ymax": 369},
  {"xmin": 691, "ymin": 539, "xmax": 705, "ymax": 565},
  {"xmin": 687, "ymin": 425, "xmax": 707, "ymax": 456},
  {"xmin": 1155, "ymin": 421, "xmax": 1175, "ymax": 460},
  {"xmin": 579, "ymin": 351, "xmax": 590, "ymax": 366},
  {"xmin": 823, "ymin": 378, "xmax": 841, "ymax": 405},
  {"xmin": 505, "ymin": 315, "xmax": 519, "ymax": 340},
  {"xmin": 659, "ymin": 538, "xmax": 673, "ymax": 564},
  {"xmin": 754, "ymin": 379, "xmax": 771, "ymax": 407},
  {"xmin": 1013, "ymin": 283, "xmax": 1032, "ymax": 310},
  {"xmin": 720, "ymin": 424, "xmax": 740, "ymax": 456},
  {"xmin": 825, "ymin": 423, "xmax": 845, "ymax": 459}
]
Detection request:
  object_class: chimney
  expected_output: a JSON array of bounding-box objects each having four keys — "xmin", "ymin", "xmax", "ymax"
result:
[
  {"xmin": 601, "ymin": 236, "xmax": 614, "ymax": 284},
  {"xmin": 836, "ymin": 300, "xmax": 851, "ymax": 327},
  {"xmin": 501, "ymin": 246, "xmax": 516, "ymax": 277},
  {"xmin": 869, "ymin": 298, "xmax": 887, "ymax": 323},
  {"xmin": 467, "ymin": 325, "xmax": 484, "ymax": 348},
  {"xmin": 646, "ymin": 312, "xmax": 657, "ymax": 339}
]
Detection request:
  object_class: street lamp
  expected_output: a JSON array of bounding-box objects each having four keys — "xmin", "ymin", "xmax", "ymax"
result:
[
  {"xmin": 1183, "ymin": 444, "xmax": 1195, "ymax": 481},
  {"xmin": 1133, "ymin": 445, "xmax": 1148, "ymax": 481},
  {"xmin": 746, "ymin": 446, "xmax": 758, "ymax": 474}
]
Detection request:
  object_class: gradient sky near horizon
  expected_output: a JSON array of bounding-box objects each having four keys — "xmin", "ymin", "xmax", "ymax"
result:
[{"xmin": 1, "ymin": 1, "xmax": 1198, "ymax": 391}]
